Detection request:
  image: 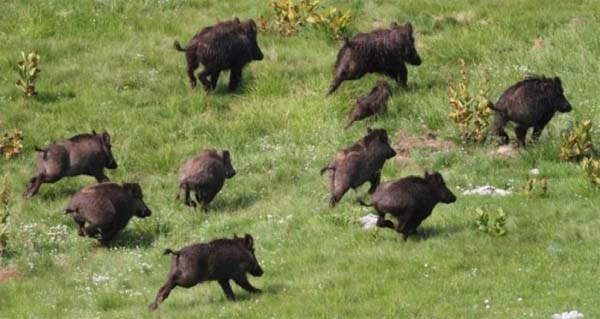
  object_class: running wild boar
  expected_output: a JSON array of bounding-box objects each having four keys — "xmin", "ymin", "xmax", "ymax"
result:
[
  {"xmin": 23, "ymin": 130, "xmax": 117, "ymax": 198},
  {"xmin": 174, "ymin": 18, "xmax": 264, "ymax": 92},
  {"xmin": 321, "ymin": 128, "xmax": 397, "ymax": 207},
  {"xmin": 65, "ymin": 182, "xmax": 152, "ymax": 245},
  {"xmin": 178, "ymin": 149, "xmax": 236, "ymax": 210},
  {"xmin": 345, "ymin": 80, "xmax": 392, "ymax": 129},
  {"xmin": 327, "ymin": 22, "xmax": 421, "ymax": 95},
  {"xmin": 491, "ymin": 76, "xmax": 572, "ymax": 146},
  {"xmin": 148, "ymin": 234, "xmax": 263, "ymax": 311},
  {"xmin": 360, "ymin": 171, "xmax": 456, "ymax": 240}
]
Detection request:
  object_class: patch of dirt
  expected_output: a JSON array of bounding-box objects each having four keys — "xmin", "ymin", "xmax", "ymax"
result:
[
  {"xmin": 568, "ymin": 16, "xmax": 586, "ymax": 27},
  {"xmin": 490, "ymin": 145, "xmax": 519, "ymax": 158},
  {"xmin": 0, "ymin": 265, "xmax": 20, "ymax": 283},
  {"xmin": 532, "ymin": 36, "xmax": 544, "ymax": 49},
  {"xmin": 394, "ymin": 129, "xmax": 456, "ymax": 164}
]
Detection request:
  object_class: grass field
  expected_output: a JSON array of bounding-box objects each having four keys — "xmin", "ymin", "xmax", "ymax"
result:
[{"xmin": 1, "ymin": 1, "xmax": 600, "ymax": 318}]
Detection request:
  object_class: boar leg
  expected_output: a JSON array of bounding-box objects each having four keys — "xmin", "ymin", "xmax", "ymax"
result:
[
  {"xmin": 218, "ymin": 279, "xmax": 236, "ymax": 300},
  {"xmin": 394, "ymin": 64, "xmax": 408, "ymax": 87},
  {"xmin": 210, "ymin": 70, "xmax": 221, "ymax": 89},
  {"xmin": 24, "ymin": 175, "xmax": 45, "ymax": 198},
  {"xmin": 99, "ymin": 227, "xmax": 119, "ymax": 246},
  {"xmin": 198, "ymin": 69, "xmax": 213, "ymax": 92},
  {"xmin": 148, "ymin": 277, "xmax": 177, "ymax": 311},
  {"xmin": 233, "ymin": 274, "xmax": 261, "ymax": 294},
  {"xmin": 493, "ymin": 113, "xmax": 510, "ymax": 145},
  {"xmin": 198, "ymin": 189, "xmax": 219, "ymax": 211},
  {"xmin": 93, "ymin": 172, "xmax": 110, "ymax": 183},
  {"xmin": 514, "ymin": 125, "xmax": 528, "ymax": 147},
  {"xmin": 376, "ymin": 213, "xmax": 395, "ymax": 229},
  {"xmin": 368, "ymin": 172, "xmax": 381, "ymax": 194},
  {"xmin": 182, "ymin": 186, "xmax": 197, "ymax": 207},
  {"xmin": 185, "ymin": 52, "xmax": 199, "ymax": 89},
  {"xmin": 72, "ymin": 215, "xmax": 87, "ymax": 236},
  {"xmin": 228, "ymin": 67, "xmax": 242, "ymax": 92},
  {"xmin": 532, "ymin": 125, "xmax": 546, "ymax": 142}
]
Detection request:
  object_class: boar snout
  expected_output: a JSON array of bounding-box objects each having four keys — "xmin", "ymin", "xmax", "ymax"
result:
[
  {"xmin": 136, "ymin": 203, "xmax": 152, "ymax": 218},
  {"xmin": 407, "ymin": 51, "xmax": 422, "ymax": 66},
  {"xmin": 106, "ymin": 157, "xmax": 118, "ymax": 169},
  {"xmin": 250, "ymin": 264, "xmax": 264, "ymax": 277},
  {"xmin": 226, "ymin": 169, "xmax": 237, "ymax": 178},
  {"xmin": 558, "ymin": 99, "xmax": 572, "ymax": 113},
  {"xmin": 253, "ymin": 47, "xmax": 264, "ymax": 61}
]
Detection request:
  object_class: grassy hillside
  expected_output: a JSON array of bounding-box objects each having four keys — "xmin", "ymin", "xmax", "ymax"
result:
[{"xmin": 1, "ymin": 0, "xmax": 600, "ymax": 318}]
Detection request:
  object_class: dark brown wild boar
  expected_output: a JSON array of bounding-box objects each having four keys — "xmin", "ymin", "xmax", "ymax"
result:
[
  {"xmin": 491, "ymin": 76, "xmax": 572, "ymax": 147},
  {"xmin": 321, "ymin": 128, "xmax": 396, "ymax": 207},
  {"xmin": 345, "ymin": 80, "xmax": 392, "ymax": 129},
  {"xmin": 23, "ymin": 130, "xmax": 118, "ymax": 198},
  {"xmin": 64, "ymin": 182, "xmax": 152, "ymax": 245},
  {"xmin": 148, "ymin": 234, "xmax": 263, "ymax": 311},
  {"xmin": 177, "ymin": 149, "xmax": 236, "ymax": 210},
  {"xmin": 174, "ymin": 18, "xmax": 264, "ymax": 92},
  {"xmin": 327, "ymin": 22, "xmax": 421, "ymax": 95},
  {"xmin": 360, "ymin": 171, "xmax": 456, "ymax": 240}
]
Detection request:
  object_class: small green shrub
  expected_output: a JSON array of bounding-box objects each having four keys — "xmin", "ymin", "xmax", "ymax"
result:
[
  {"xmin": 559, "ymin": 119, "xmax": 595, "ymax": 162},
  {"xmin": 0, "ymin": 120, "xmax": 24, "ymax": 160},
  {"xmin": 15, "ymin": 51, "xmax": 41, "ymax": 97},
  {"xmin": 0, "ymin": 178, "xmax": 11, "ymax": 254},
  {"xmin": 474, "ymin": 207, "xmax": 507, "ymax": 236},
  {"xmin": 448, "ymin": 59, "xmax": 493, "ymax": 143},
  {"xmin": 258, "ymin": 0, "xmax": 352, "ymax": 39},
  {"xmin": 581, "ymin": 157, "xmax": 600, "ymax": 187},
  {"xmin": 521, "ymin": 170, "xmax": 548, "ymax": 197}
]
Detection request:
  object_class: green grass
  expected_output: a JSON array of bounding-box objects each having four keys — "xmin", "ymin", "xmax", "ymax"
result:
[{"xmin": 1, "ymin": 0, "xmax": 600, "ymax": 317}]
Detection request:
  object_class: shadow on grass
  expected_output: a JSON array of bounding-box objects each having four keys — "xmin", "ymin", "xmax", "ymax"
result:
[
  {"xmin": 35, "ymin": 91, "xmax": 76, "ymax": 103},
  {"xmin": 210, "ymin": 192, "xmax": 262, "ymax": 213},
  {"xmin": 108, "ymin": 228, "xmax": 156, "ymax": 248}
]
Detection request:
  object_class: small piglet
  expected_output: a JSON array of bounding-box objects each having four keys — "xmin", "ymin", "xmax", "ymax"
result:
[
  {"xmin": 491, "ymin": 76, "xmax": 572, "ymax": 147},
  {"xmin": 361, "ymin": 171, "xmax": 456, "ymax": 240},
  {"xmin": 345, "ymin": 80, "xmax": 392, "ymax": 129},
  {"xmin": 148, "ymin": 234, "xmax": 263, "ymax": 311},
  {"xmin": 23, "ymin": 130, "xmax": 118, "ymax": 198},
  {"xmin": 321, "ymin": 128, "xmax": 396, "ymax": 207},
  {"xmin": 65, "ymin": 182, "xmax": 152, "ymax": 245},
  {"xmin": 175, "ymin": 18, "xmax": 264, "ymax": 92},
  {"xmin": 328, "ymin": 22, "xmax": 421, "ymax": 95},
  {"xmin": 178, "ymin": 149, "xmax": 236, "ymax": 210}
]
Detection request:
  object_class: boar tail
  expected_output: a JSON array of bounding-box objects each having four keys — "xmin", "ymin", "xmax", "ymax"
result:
[
  {"xmin": 487, "ymin": 100, "xmax": 497, "ymax": 111},
  {"xmin": 320, "ymin": 165, "xmax": 334, "ymax": 175},
  {"xmin": 34, "ymin": 146, "xmax": 48, "ymax": 159},
  {"xmin": 358, "ymin": 200, "xmax": 373, "ymax": 207},
  {"xmin": 344, "ymin": 119, "xmax": 354, "ymax": 129},
  {"xmin": 64, "ymin": 208, "xmax": 76, "ymax": 214},
  {"xmin": 174, "ymin": 40, "xmax": 187, "ymax": 52},
  {"xmin": 163, "ymin": 248, "xmax": 180, "ymax": 256}
]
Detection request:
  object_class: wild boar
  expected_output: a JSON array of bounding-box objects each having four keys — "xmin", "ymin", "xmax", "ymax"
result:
[
  {"xmin": 327, "ymin": 22, "xmax": 421, "ymax": 95},
  {"xmin": 174, "ymin": 18, "xmax": 264, "ymax": 92},
  {"xmin": 360, "ymin": 171, "xmax": 456, "ymax": 240},
  {"xmin": 321, "ymin": 128, "xmax": 397, "ymax": 207},
  {"xmin": 177, "ymin": 149, "xmax": 236, "ymax": 210},
  {"xmin": 148, "ymin": 234, "xmax": 263, "ymax": 311},
  {"xmin": 64, "ymin": 182, "xmax": 152, "ymax": 245},
  {"xmin": 344, "ymin": 80, "xmax": 392, "ymax": 129},
  {"xmin": 491, "ymin": 76, "xmax": 572, "ymax": 147},
  {"xmin": 23, "ymin": 130, "xmax": 118, "ymax": 198}
]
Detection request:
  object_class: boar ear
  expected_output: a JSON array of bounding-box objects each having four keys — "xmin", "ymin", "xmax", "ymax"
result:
[
  {"xmin": 367, "ymin": 127, "xmax": 373, "ymax": 133},
  {"xmin": 424, "ymin": 170, "xmax": 431, "ymax": 179},
  {"xmin": 123, "ymin": 183, "xmax": 142, "ymax": 197},
  {"xmin": 404, "ymin": 22, "xmax": 413, "ymax": 34},
  {"xmin": 244, "ymin": 234, "xmax": 254, "ymax": 249},
  {"xmin": 390, "ymin": 22, "xmax": 398, "ymax": 27},
  {"xmin": 102, "ymin": 132, "xmax": 111, "ymax": 145},
  {"xmin": 222, "ymin": 150, "xmax": 231, "ymax": 161},
  {"xmin": 92, "ymin": 129, "xmax": 97, "ymax": 135},
  {"xmin": 234, "ymin": 17, "xmax": 240, "ymax": 23},
  {"xmin": 554, "ymin": 77, "xmax": 562, "ymax": 87}
]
